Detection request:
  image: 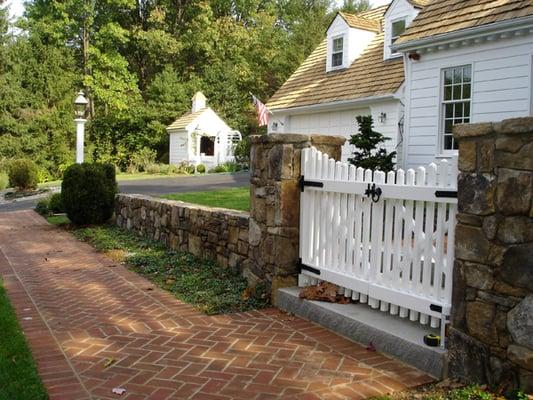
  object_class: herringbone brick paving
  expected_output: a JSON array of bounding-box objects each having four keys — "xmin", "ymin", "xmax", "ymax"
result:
[{"xmin": 0, "ymin": 210, "xmax": 433, "ymax": 399}]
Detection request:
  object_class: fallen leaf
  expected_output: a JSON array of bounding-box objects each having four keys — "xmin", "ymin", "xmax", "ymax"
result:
[
  {"xmin": 366, "ymin": 342, "xmax": 376, "ymax": 352},
  {"xmin": 112, "ymin": 387, "xmax": 126, "ymax": 395},
  {"xmin": 103, "ymin": 358, "xmax": 116, "ymax": 368}
]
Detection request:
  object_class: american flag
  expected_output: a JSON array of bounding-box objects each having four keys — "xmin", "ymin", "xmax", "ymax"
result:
[{"xmin": 251, "ymin": 94, "xmax": 270, "ymax": 127}]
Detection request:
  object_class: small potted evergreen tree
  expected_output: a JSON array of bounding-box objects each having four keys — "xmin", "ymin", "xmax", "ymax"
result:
[{"xmin": 348, "ymin": 115, "xmax": 396, "ymax": 172}]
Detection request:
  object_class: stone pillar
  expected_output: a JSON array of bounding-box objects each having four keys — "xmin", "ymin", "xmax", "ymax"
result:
[
  {"xmin": 247, "ymin": 134, "xmax": 345, "ymax": 303},
  {"xmin": 449, "ymin": 117, "xmax": 533, "ymax": 392}
]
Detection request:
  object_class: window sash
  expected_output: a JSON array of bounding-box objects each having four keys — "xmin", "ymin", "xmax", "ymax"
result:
[
  {"xmin": 441, "ymin": 65, "xmax": 472, "ymax": 151},
  {"xmin": 331, "ymin": 37, "xmax": 343, "ymax": 68},
  {"xmin": 391, "ymin": 19, "xmax": 406, "ymax": 44}
]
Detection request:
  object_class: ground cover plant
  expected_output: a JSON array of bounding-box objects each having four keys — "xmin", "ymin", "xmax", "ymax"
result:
[
  {"xmin": 0, "ymin": 280, "xmax": 48, "ymax": 400},
  {"xmin": 162, "ymin": 187, "xmax": 250, "ymax": 211},
  {"xmin": 369, "ymin": 382, "xmax": 529, "ymax": 400},
  {"xmin": 49, "ymin": 218, "xmax": 267, "ymax": 314}
]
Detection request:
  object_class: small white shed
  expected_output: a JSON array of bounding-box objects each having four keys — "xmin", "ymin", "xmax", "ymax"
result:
[{"xmin": 167, "ymin": 92, "xmax": 241, "ymax": 168}]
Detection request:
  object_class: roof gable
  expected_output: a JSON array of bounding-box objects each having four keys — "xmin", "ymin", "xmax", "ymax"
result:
[
  {"xmin": 397, "ymin": 0, "xmax": 533, "ymax": 45},
  {"xmin": 266, "ymin": 5, "xmax": 403, "ymax": 111}
]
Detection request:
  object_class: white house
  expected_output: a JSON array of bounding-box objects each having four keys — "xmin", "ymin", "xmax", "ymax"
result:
[
  {"xmin": 393, "ymin": 0, "xmax": 533, "ymax": 169},
  {"xmin": 267, "ymin": 0, "xmax": 533, "ymax": 169},
  {"xmin": 266, "ymin": 1, "xmax": 429, "ymax": 165},
  {"xmin": 167, "ymin": 92, "xmax": 241, "ymax": 168}
]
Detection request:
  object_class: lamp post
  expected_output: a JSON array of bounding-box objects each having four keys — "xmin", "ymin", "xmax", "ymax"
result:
[{"xmin": 74, "ymin": 91, "xmax": 88, "ymax": 164}]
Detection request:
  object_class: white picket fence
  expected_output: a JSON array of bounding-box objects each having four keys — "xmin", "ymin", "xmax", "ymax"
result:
[{"xmin": 299, "ymin": 147, "xmax": 458, "ymax": 340}]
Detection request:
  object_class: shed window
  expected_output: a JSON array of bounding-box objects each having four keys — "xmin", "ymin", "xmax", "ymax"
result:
[
  {"xmin": 332, "ymin": 37, "xmax": 344, "ymax": 68},
  {"xmin": 200, "ymin": 136, "xmax": 215, "ymax": 156},
  {"xmin": 391, "ymin": 19, "xmax": 406, "ymax": 44},
  {"xmin": 441, "ymin": 65, "xmax": 472, "ymax": 151}
]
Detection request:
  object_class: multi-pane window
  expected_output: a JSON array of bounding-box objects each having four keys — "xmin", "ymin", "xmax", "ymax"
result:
[
  {"xmin": 442, "ymin": 65, "xmax": 471, "ymax": 151},
  {"xmin": 332, "ymin": 37, "xmax": 344, "ymax": 68},
  {"xmin": 391, "ymin": 19, "xmax": 406, "ymax": 44}
]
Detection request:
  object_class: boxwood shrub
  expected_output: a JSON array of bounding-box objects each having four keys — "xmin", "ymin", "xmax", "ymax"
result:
[
  {"xmin": 8, "ymin": 159, "xmax": 39, "ymax": 190},
  {"xmin": 61, "ymin": 163, "xmax": 117, "ymax": 225}
]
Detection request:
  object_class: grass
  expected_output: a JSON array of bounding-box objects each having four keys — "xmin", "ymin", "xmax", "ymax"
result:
[
  {"xmin": 49, "ymin": 217, "xmax": 267, "ymax": 314},
  {"xmin": 0, "ymin": 280, "xmax": 48, "ymax": 400},
  {"xmin": 162, "ymin": 187, "xmax": 250, "ymax": 211}
]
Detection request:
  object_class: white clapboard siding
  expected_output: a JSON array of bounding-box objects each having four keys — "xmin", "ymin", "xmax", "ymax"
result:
[{"xmin": 299, "ymin": 147, "xmax": 458, "ymax": 337}]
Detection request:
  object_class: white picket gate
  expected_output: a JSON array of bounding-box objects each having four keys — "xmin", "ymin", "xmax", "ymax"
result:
[{"xmin": 299, "ymin": 147, "xmax": 458, "ymax": 344}]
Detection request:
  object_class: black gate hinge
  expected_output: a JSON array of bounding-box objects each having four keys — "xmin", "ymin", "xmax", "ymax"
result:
[
  {"xmin": 298, "ymin": 258, "xmax": 321, "ymax": 275},
  {"xmin": 299, "ymin": 175, "xmax": 324, "ymax": 192},
  {"xmin": 435, "ymin": 190, "xmax": 457, "ymax": 198}
]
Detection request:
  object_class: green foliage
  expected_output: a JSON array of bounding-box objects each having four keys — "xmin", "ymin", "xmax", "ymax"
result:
[
  {"xmin": 208, "ymin": 162, "xmax": 243, "ymax": 173},
  {"xmin": 0, "ymin": 280, "xmax": 48, "ymax": 400},
  {"xmin": 48, "ymin": 192, "xmax": 64, "ymax": 213},
  {"xmin": 72, "ymin": 224, "xmax": 268, "ymax": 314},
  {"xmin": 0, "ymin": 171, "xmax": 8, "ymax": 190},
  {"xmin": 61, "ymin": 163, "xmax": 117, "ymax": 225},
  {"xmin": 348, "ymin": 116, "xmax": 396, "ymax": 172},
  {"xmin": 162, "ymin": 187, "xmax": 250, "ymax": 211},
  {"xmin": 8, "ymin": 159, "xmax": 39, "ymax": 190},
  {"xmin": 129, "ymin": 147, "xmax": 157, "ymax": 173},
  {"xmin": 34, "ymin": 198, "xmax": 50, "ymax": 216},
  {"xmin": 196, "ymin": 164, "xmax": 206, "ymax": 174},
  {"xmin": 510, "ymin": 390, "xmax": 528, "ymax": 400},
  {"xmin": 234, "ymin": 137, "xmax": 251, "ymax": 166},
  {"xmin": 1, "ymin": 0, "xmax": 342, "ymax": 173},
  {"xmin": 340, "ymin": 0, "xmax": 371, "ymax": 13}
]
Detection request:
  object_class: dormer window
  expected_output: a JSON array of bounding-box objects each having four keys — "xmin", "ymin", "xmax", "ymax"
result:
[
  {"xmin": 332, "ymin": 36, "xmax": 344, "ymax": 68},
  {"xmin": 391, "ymin": 19, "xmax": 406, "ymax": 44}
]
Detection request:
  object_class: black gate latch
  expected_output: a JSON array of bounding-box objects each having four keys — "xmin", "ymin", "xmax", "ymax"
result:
[{"xmin": 365, "ymin": 183, "xmax": 382, "ymax": 203}]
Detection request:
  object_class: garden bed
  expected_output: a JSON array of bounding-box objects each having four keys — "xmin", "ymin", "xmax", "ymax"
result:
[{"xmin": 49, "ymin": 216, "xmax": 267, "ymax": 314}]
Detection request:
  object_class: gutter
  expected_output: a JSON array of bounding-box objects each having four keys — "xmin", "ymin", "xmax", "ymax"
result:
[
  {"xmin": 268, "ymin": 93, "xmax": 399, "ymax": 115},
  {"xmin": 393, "ymin": 15, "xmax": 533, "ymax": 52}
]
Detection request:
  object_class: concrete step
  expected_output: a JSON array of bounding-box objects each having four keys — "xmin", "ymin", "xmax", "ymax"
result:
[{"xmin": 277, "ymin": 287, "xmax": 447, "ymax": 378}]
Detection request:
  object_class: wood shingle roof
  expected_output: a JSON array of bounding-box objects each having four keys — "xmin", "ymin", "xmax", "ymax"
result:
[
  {"xmin": 397, "ymin": 0, "xmax": 533, "ymax": 44},
  {"xmin": 267, "ymin": 5, "xmax": 404, "ymax": 111}
]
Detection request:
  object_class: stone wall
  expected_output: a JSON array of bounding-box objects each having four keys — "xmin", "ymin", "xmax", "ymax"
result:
[
  {"xmin": 115, "ymin": 134, "xmax": 346, "ymax": 303},
  {"xmin": 450, "ymin": 117, "xmax": 533, "ymax": 392},
  {"xmin": 115, "ymin": 194, "xmax": 250, "ymax": 271},
  {"xmin": 248, "ymin": 134, "xmax": 345, "ymax": 303}
]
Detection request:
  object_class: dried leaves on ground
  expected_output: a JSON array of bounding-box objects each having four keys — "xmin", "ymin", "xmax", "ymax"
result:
[{"xmin": 299, "ymin": 281, "xmax": 351, "ymax": 303}]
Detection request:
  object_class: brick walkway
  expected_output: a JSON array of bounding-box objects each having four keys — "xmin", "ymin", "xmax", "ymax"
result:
[{"xmin": 0, "ymin": 211, "xmax": 432, "ymax": 400}]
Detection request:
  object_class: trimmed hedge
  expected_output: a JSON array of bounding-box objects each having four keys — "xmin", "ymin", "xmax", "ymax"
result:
[
  {"xmin": 8, "ymin": 159, "xmax": 39, "ymax": 190},
  {"xmin": 61, "ymin": 163, "xmax": 117, "ymax": 225}
]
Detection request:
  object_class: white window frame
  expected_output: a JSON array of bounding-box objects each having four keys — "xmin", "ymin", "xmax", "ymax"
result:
[
  {"xmin": 389, "ymin": 18, "xmax": 406, "ymax": 58},
  {"xmin": 439, "ymin": 64, "xmax": 472, "ymax": 155},
  {"xmin": 331, "ymin": 35, "xmax": 344, "ymax": 70}
]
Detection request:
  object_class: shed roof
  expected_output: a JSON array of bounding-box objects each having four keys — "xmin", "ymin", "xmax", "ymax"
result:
[
  {"xmin": 266, "ymin": 5, "xmax": 404, "ymax": 111},
  {"xmin": 166, "ymin": 108, "xmax": 210, "ymax": 131},
  {"xmin": 397, "ymin": 0, "xmax": 533, "ymax": 45}
]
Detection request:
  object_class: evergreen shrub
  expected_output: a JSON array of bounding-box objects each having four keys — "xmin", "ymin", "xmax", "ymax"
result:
[
  {"xmin": 8, "ymin": 159, "xmax": 39, "ymax": 190},
  {"xmin": 61, "ymin": 163, "xmax": 117, "ymax": 225}
]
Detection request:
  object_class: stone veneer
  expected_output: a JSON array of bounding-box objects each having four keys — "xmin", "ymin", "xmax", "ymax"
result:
[
  {"xmin": 248, "ymin": 134, "xmax": 345, "ymax": 303},
  {"xmin": 115, "ymin": 195, "xmax": 250, "ymax": 271},
  {"xmin": 450, "ymin": 117, "xmax": 533, "ymax": 392},
  {"xmin": 116, "ymin": 134, "xmax": 346, "ymax": 303}
]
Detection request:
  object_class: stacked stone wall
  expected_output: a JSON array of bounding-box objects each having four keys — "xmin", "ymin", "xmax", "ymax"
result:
[
  {"xmin": 450, "ymin": 117, "xmax": 533, "ymax": 392},
  {"xmin": 116, "ymin": 134, "xmax": 346, "ymax": 302},
  {"xmin": 115, "ymin": 195, "xmax": 250, "ymax": 272}
]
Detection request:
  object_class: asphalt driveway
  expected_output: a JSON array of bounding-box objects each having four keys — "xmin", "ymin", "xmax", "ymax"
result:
[{"xmin": 0, "ymin": 172, "xmax": 250, "ymax": 212}]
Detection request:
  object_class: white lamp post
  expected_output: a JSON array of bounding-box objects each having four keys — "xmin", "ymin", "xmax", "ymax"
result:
[{"xmin": 74, "ymin": 91, "xmax": 88, "ymax": 164}]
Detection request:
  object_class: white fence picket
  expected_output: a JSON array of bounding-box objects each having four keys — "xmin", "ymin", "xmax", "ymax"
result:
[{"xmin": 299, "ymin": 147, "xmax": 458, "ymax": 335}]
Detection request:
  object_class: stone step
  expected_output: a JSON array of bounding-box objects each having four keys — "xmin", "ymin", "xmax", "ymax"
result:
[{"xmin": 276, "ymin": 287, "xmax": 447, "ymax": 378}]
